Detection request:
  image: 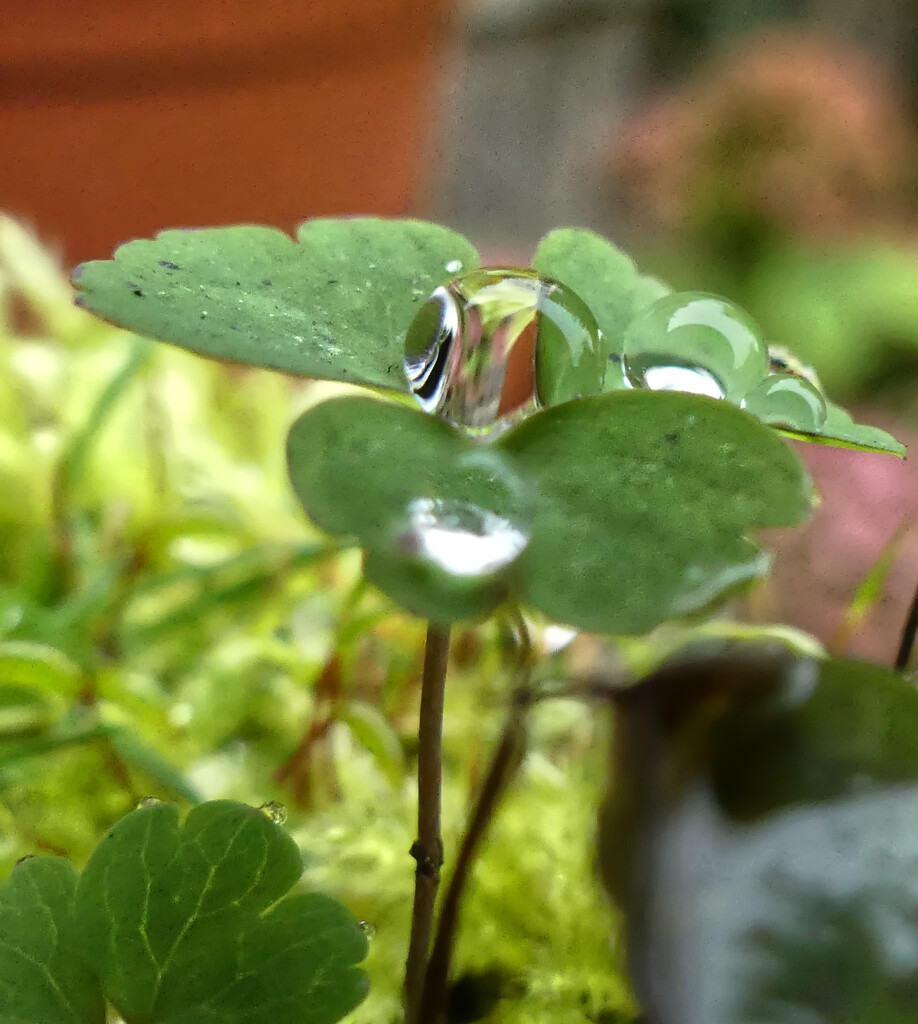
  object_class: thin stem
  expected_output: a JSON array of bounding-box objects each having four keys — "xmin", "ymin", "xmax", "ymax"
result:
[
  {"xmin": 895, "ymin": 578, "xmax": 918, "ymax": 671},
  {"xmin": 404, "ymin": 623, "xmax": 451, "ymax": 1023},
  {"xmin": 417, "ymin": 689, "xmax": 528, "ymax": 1024}
]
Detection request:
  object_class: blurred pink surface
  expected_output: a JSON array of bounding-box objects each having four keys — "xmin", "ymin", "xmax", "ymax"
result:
[{"xmin": 755, "ymin": 417, "xmax": 918, "ymax": 664}]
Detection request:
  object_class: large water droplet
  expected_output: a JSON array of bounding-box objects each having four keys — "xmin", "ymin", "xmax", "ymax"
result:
[
  {"xmin": 396, "ymin": 497, "xmax": 529, "ymax": 578},
  {"xmin": 622, "ymin": 292, "xmax": 768, "ymax": 403},
  {"xmin": 742, "ymin": 372, "xmax": 828, "ymax": 432},
  {"xmin": 403, "ymin": 268, "xmax": 604, "ymax": 434},
  {"xmin": 767, "ymin": 344, "xmax": 822, "ymax": 388}
]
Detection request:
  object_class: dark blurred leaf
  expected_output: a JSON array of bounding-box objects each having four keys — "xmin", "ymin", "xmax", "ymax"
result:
[{"xmin": 601, "ymin": 644, "xmax": 918, "ymax": 1024}]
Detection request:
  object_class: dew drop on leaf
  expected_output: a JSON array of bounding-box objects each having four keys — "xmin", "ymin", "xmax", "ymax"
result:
[
  {"xmin": 622, "ymin": 292, "xmax": 768, "ymax": 403},
  {"xmin": 403, "ymin": 268, "xmax": 605, "ymax": 434},
  {"xmin": 258, "ymin": 800, "xmax": 288, "ymax": 825},
  {"xmin": 743, "ymin": 372, "xmax": 828, "ymax": 432},
  {"xmin": 395, "ymin": 497, "xmax": 530, "ymax": 578},
  {"xmin": 135, "ymin": 796, "xmax": 162, "ymax": 810}
]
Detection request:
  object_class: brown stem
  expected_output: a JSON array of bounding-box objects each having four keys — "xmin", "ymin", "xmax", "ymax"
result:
[
  {"xmin": 404, "ymin": 623, "xmax": 451, "ymax": 1023},
  {"xmin": 417, "ymin": 689, "xmax": 528, "ymax": 1024},
  {"xmin": 896, "ymin": 577, "xmax": 918, "ymax": 671}
]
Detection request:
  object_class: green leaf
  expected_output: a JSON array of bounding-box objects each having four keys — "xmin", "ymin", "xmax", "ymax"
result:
[
  {"xmin": 72, "ymin": 218, "xmax": 479, "ymax": 391},
  {"xmin": 531, "ymin": 228, "xmax": 638, "ymax": 357},
  {"xmin": 105, "ymin": 727, "xmax": 202, "ymax": 804},
  {"xmin": 600, "ymin": 644, "xmax": 918, "ymax": 1024},
  {"xmin": 0, "ymin": 857, "xmax": 105, "ymax": 1024},
  {"xmin": 0, "ymin": 641, "xmax": 83, "ymax": 699},
  {"xmin": 779, "ymin": 400, "xmax": 906, "ymax": 457},
  {"xmin": 339, "ymin": 700, "xmax": 405, "ymax": 782},
  {"xmin": 499, "ymin": 392, "xmax": 813, "ymax": 634},
  {"xmin": 287, "ymin": 395, "xmax": 535, "ymax": 623},
  {"xmin": 287, "ymin": 392, "xmax": 812, "ymax": 632},
  {"xmin": 75, "ymin": 800, "xmax": 368, "ymax": 1024}
]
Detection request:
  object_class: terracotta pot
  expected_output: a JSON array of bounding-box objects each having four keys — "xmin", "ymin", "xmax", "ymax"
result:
[{"xmin": 1, "ymin": 0, "xmax": 452, "ymax": 261}]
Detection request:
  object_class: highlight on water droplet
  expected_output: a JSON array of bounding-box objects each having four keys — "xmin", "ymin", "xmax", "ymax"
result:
[
  {"xmin": 136, "ymin": 796, "xmax": 162, "ymax": 810},
  {"xmin": 742, "ymin": 372, "xmax": 828, "ymax": 432},
  {"xmin": 396, "ymin": 497, "xmax": 530, "ymax": 578},
  {"xmin": 622, "ymin": 291, "xmax": 768, "ymax": 403},
  {"xmin": 403, "ymin": 268, "xmax": 605, "ymax": 433},
  {"xmin": 258, "ymin": 800, "xmax": 288, "ymax": 825}
]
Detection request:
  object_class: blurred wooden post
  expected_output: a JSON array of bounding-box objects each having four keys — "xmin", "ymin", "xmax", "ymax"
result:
[{"xmin": 1, "ymin": 0, "xmax": 454, "ymax": 261}]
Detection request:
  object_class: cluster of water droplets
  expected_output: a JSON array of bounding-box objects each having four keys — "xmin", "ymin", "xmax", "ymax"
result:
[
  {"xmin": 396, "ymin": 267, "xmax": 607, "ymax": 583},
  {"xmin": 619, "ymin": 291, "xmax": 828, "ymax": 432}
]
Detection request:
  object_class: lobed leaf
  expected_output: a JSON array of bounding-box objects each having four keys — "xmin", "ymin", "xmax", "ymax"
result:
[
  {"xmin": 72, "ymin": 800, "xmax": 368, "ymax": 1024},
  {"xmin": 72, "ymin": 219, "xmax": 479, "ymax": 391},
  {"xmin": 0, "ymin": 857, "xmax": 104, "ymax": 1024}
]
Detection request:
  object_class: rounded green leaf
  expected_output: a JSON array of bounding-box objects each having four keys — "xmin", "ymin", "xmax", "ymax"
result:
[
  {"xmin": 72, "ymin": 218, "xmax": 479, "ymax": 391},
  {"xmin": 532, "ymin": 228, "xmax": 638, "ymax": 358},
  {"xmin": 286, "ymin": 396, "xmax": 535, "ymax": 622},
  {"xmin": 0, "ymin": 857, "xmax": 105, "ymax": 1024},
  {"xmin": 498, "ymin": 391, "xmax": 814, "ymax": 634},
  {"xmin": 601, "ymin": 644, "xmax": 918, "ymax": 1024},
  {"xmin": 74, "ymin": 800, "xmax": 368, "ymax": 1024}
]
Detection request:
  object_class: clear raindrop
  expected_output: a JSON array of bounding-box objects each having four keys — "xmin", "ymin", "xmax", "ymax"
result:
[
  {"xmin": 403, "ymin": 268, "xmax": 605, "ymax": 434},
  {"xmin": 742, "ymin": 373, "xmax": 828, "ymax": 432},
  {"xmin": 622, "ymin": 292, "xmax": 768, "ymax": 403},
  {"xmin": 258, "ymin": 800, "xmax": 288, "ymax": 825},
  {"xmin": 396, "ymin": 497, "xmax": 530, "ymax": 578},
  {"xmin": 136, "ymin": 796, "xmax": 162, "ymax": 810}
]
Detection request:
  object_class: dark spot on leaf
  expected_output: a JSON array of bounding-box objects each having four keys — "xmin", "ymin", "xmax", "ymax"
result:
[
  {"xmin": 132, "ymin": 288, "xmax": 144, "ymax": 298},
  {"xmin": 158, "ymin": 260, "xmax": 180, "ymax": 270},
  {"xmin": 260, "ymin": 279, "xmax": 272, "ymax": 288},
  {"xmin": 328, "ymin": 279, "xmax": 339, "ymax": 286},
  {"xmin": 664, "ymin": 431, "xmax": 680, "ymax": 443}
]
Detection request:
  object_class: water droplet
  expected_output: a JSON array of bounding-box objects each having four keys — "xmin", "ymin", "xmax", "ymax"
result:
[
  {"xmin": 259, "ymin": 800, "xmax": 288, "ymax": 825},
  {"xmin": 622, "ymin": 292, "xmax": 768, "ymax": 403},
  {"xmin": 742, "ymin": 372, "xmax": 827, "ymax": 432},
  {"xmin": 604, "ymin": 352, "xmax": 629, "ymax": 391},
  {"xmin": 136, "ymin": 796, "xmax": 162, "ymax": 810},
  {"xmin": 767, "ymin": 344, "xmax": 821, "ymax": 389},
  {"xmin": 403, "ymin": 268, "xmax": 605, "ymax": 434},
  {"xmin": 358, "ymin": 920, "xmax": 376, "ymax": 938},
  {"xmin": 396, "ymin": 497, "xmax": 529, "ymax": 578}
]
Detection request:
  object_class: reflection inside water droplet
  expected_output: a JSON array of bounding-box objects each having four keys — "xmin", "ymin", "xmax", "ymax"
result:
[
  {"xmin": 259, "ymin": 800, "xmax": 288, "ymax": 825},
  {"xmin": 403, "ymin": 268, "xmax": 605, "ymax": 434},
  {"xmin": 136, "ymin": 796, "xmax": 162, "ymax": 810},
  {"xmin": 742, "ymin": 373, "xmax": 827, "ymax": 432},
  {"xmin": 622, "ymin": 292, "xmax": 768, "ymax": 402},
  {"xmin": 625, "ymin": 361, "xmax": 725, "ymax": 399},
  {"xmin": 397, "ymin": 497, "xmax": 530, "ymax": 578}
]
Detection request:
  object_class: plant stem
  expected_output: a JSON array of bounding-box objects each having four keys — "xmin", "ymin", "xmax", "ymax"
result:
[
  {"xmin": 404, "ymin": 622, "xmax": 451, "ymax": 1023},
  {"xmin": 417, "ymin": 688, "xmax": 528, "ymax": 1024},
  {"xmin": 896, "ymin": 578, "xmax": 918, "ymax": 671}
]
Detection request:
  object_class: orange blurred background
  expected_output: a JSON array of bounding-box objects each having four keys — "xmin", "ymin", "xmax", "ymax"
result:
[{"xmin": 1, "ymin": 0, "xmax": 453, "ymax": 261}]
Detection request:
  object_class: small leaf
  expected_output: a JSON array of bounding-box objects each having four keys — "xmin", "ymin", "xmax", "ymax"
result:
[
  {"xmin": 779, "ymin": 400, "xmax": 906, "ymax": 457},
  {"xmin": 75, "ymin": 800, "xmax": 368, "ymax": 1024},
  {"xmin": 72, "ymin": 218, "xmax": 479, "ymax": 391},
  {"xmin": 0, "ymin": 857, "xmax": 105, "ymax": 1024},
  {"xmin": 498, "ymin": 392, "xmax": 813, "ymax": 634},
  {"xmin": 601, "ymin": 644, "xmax": 918, "ymax": 1024},
  {"xmin": 532, "ymin": 228, "xmax": 638, "ymax": 357}
]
